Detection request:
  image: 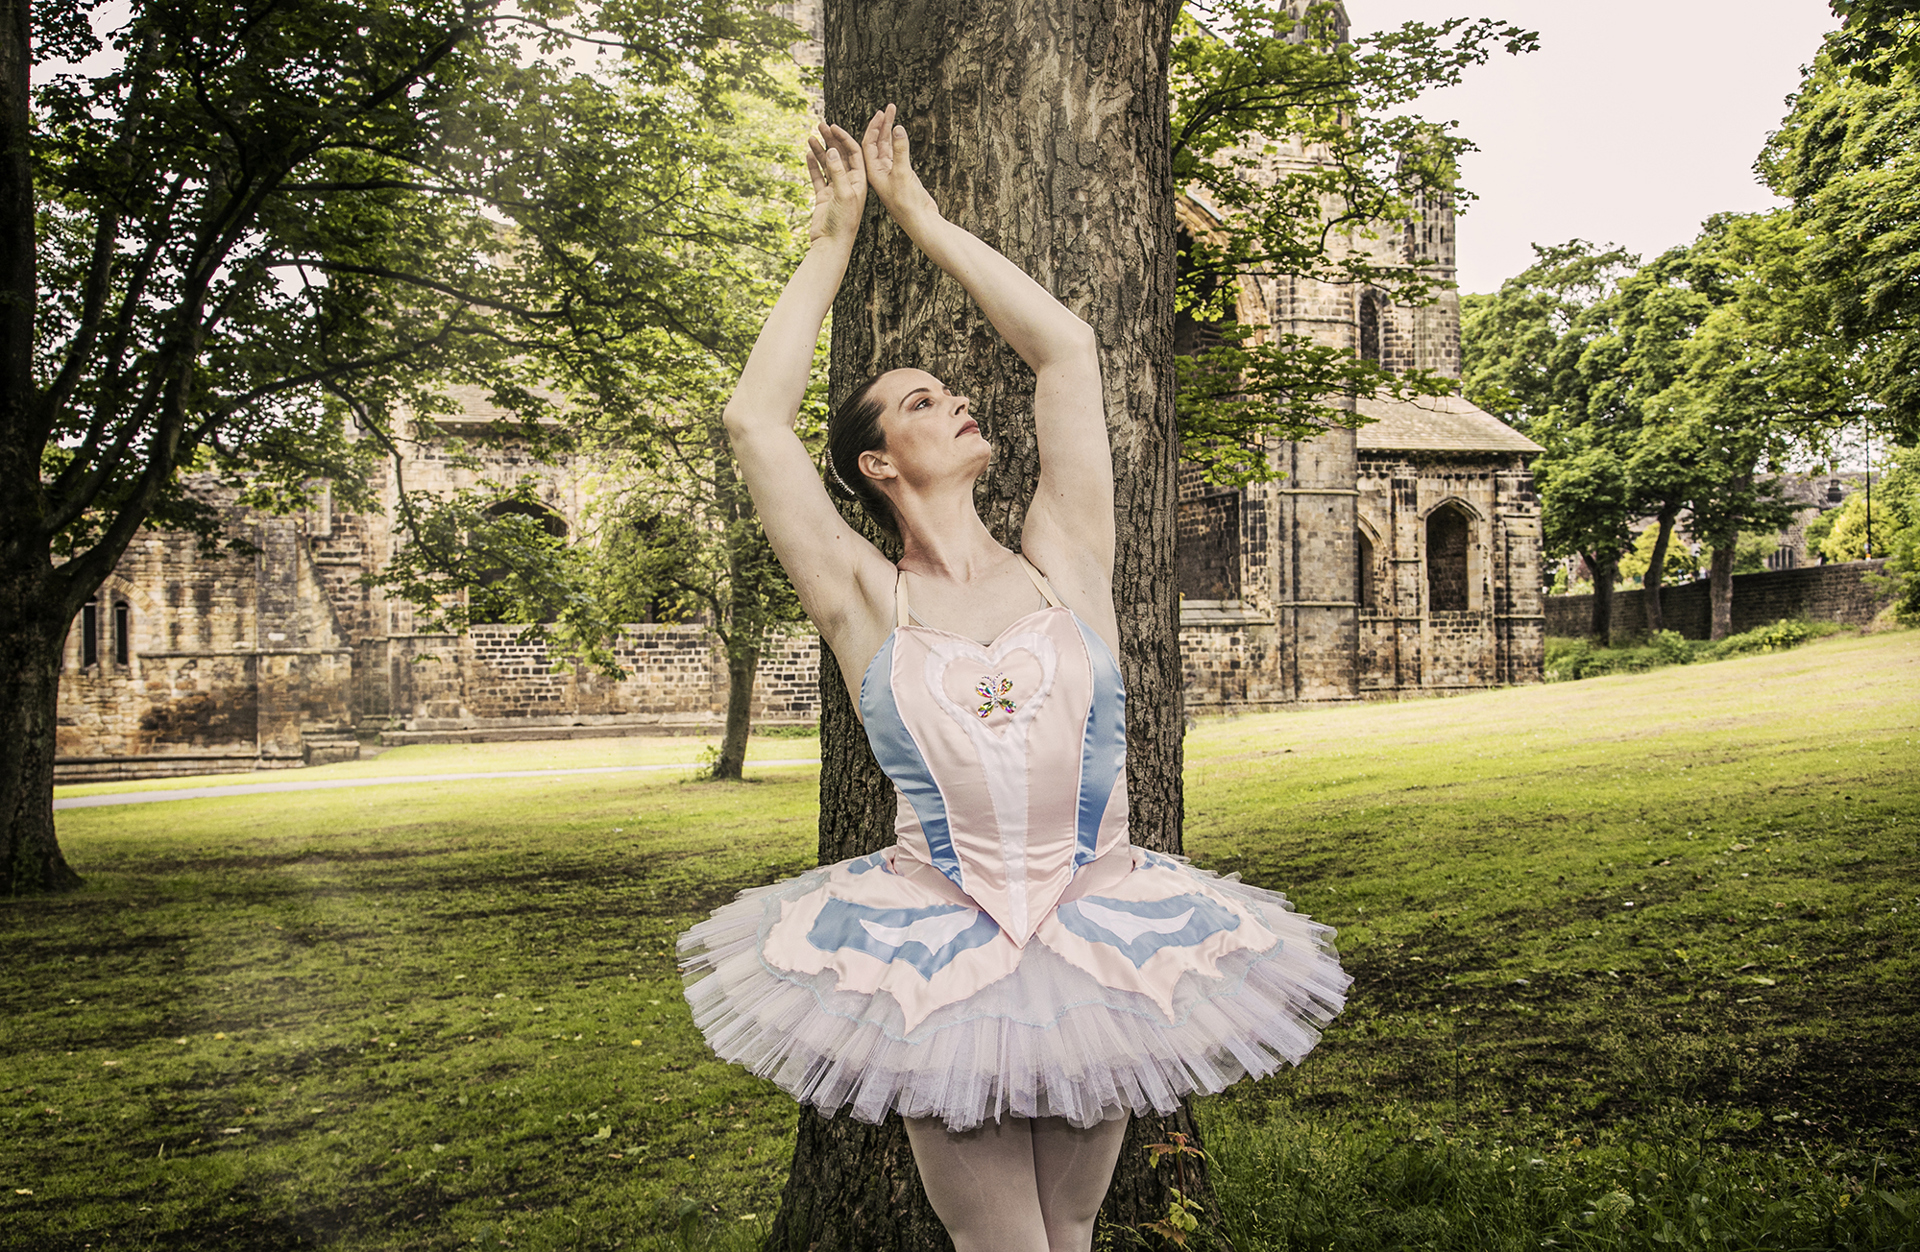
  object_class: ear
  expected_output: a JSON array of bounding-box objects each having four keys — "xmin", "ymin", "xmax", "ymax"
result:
[{"xmin": 857, "ymin": 448, "xmax": 898, "ymax": 483}]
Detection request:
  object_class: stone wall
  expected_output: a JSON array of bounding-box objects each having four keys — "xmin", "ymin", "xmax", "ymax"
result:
[
  {"xmin": 55, "ymin": 512, "xmax": 356, "ymax": 781},
  {"xmin": 366, "ymin": 625, "xmax": 825, "ymax": 742},
  {"xmin": 1543, "ymin": 560, "xmax": 1894, "ymax": 640}
]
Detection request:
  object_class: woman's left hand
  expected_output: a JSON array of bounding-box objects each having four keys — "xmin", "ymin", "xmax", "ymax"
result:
[{"xmin": 806, "ymin": 122, "xmax": 868, "ymax": 248}]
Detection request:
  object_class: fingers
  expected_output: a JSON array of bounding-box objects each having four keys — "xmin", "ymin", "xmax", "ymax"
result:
[
  {"xmin": 889, "ymin": 105, "xmax": 912, "ymax": 173},
  {"xmin": 862, "ymin": 107, "xmax": 889, "ymax": 165},
  {"xmin": 805, "ymin": 144, "xmax": 827, "ymax": 198},
  {"xmin": 813, "ymin": 122, "xmax": 865, "ymax": 195}
]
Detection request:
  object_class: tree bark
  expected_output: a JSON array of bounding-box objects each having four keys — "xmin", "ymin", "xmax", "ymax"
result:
[
  {"xmin": 1642, "ymin": 507, "xmax": 1677, "ymax": 636},
  {"xmin": 0, "ymin": 580, "xmax": 83, "ymax": 896},
  {"xmin": 770, "ymin": 0, "xmax": 1185, "ymax": 1247},
  {"xmin": 1585, "ymin": 552, "xmax": 1617, "ymax": 645},
  {"xmin": 1708, "ymin": 541, "xmax": 1735, "ymax": 641},
  {"xmin": 713, "ymin": 629, "xmax": 759, "ymax": 781}
]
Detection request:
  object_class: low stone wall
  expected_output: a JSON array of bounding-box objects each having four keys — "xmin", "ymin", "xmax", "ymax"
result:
[
  {"xmin": 369, "ymin": 624, "xmax": 826, "ymax": 741},
  {"xmin": 1544, "ymin": 559, "xmax": 1893, "ymax": 641}
]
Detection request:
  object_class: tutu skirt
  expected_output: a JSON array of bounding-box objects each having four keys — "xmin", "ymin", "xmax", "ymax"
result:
[{"xmin": 678, "ymin": 843, "xmax": 1349, "ymax": 1131}]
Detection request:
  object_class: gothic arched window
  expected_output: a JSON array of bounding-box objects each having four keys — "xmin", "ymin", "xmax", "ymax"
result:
[
  {"xmin": 1358, "ymin": 292, "xmax": 1383, "ymax": 367},
  {"xmin": 1426, "ymin": 505, "xmax": 1471, "ymax": 613},
  {"xmin": 1357, "ymin": 531, "xmax": 1377, "ymax": 611},
  {"xmin": 81, "ymin": 598, "xmax": 99, "ymax": 667},
  {"xmin": 473, "ymin": 501, "xmax": 570, "ymax": 624}
]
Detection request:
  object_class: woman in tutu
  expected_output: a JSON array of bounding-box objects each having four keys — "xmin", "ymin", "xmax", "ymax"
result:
[{"xmin": 679, "ymin": 107, "xmax": 1349, "ymax": 1252}]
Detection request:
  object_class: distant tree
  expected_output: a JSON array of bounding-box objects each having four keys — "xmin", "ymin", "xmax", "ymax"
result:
[
  {"xmin": 1644, "ymin": 212, "xmax": 1863, "ymax": 637},
  {"xmin": 369, "ymin": 89, "xmax": 817, "ymax": 783},
  {"xmin": 585, "ymin": 404, "xmax": 811, "ymax": 781},
  {"xmin": 3, "ymin": 0, "xmax": 798, "ymax": 893},
  {"xmin": 1462, "ymin": 241, "xmax": 1636, "ymax": 639},
  {"xmin": 1762, "ymin": 1, "xmax": 1920, "ymax": 444}
]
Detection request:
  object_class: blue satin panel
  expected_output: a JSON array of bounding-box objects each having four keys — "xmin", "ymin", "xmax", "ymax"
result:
[
  {"xmin": 1054, "ymin": 893, "xmax": 1245, "ymax": 969},
  {"xmin": 860, "ymin": 636, "xmax": 964, "ymax": 888},
  {"xmin": 805, "ymin": 898, "xmax": 1000, "ymax": 980},
  {"xmin": 1072, "ymin": 618, "xmax": 1128, "ymax": 868}
]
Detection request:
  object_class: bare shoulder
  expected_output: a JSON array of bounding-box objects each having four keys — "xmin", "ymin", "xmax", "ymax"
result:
[{"xmin": 1021, "ymin": 525, "xmax": 1120, "ymax": 659}]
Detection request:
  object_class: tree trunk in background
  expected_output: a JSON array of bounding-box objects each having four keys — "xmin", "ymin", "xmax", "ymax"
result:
[
  {"xmin": 768, "ymin": 0, "xmax": 1185, "ymax": 1247},
  {"xmin": 1708, "ymin": 542, "xmax": 1735, "ymax": 641},
  {"xmin": 0, "ymin": 596, "xmax": 82, "ymax": 895},
  {"xmin": 712, "ymin": 632, "xmax": 758, "ymax": 781},
  {"xmin": 1643, "ymin": 508, "xmax": 1677, "ymax": 636},
  {"xmin": 710, "ymin": 419, "xmax": 760, "ymax": 783},
  {"xmin": 1585, "ymin": 553, "xmax": 1616, "ymax": 644}
]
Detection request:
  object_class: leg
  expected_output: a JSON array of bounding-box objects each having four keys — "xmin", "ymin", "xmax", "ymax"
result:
[
  {"xmin": 903, "ymin": 1116, "xmax": 1050, "ymax": 1252},
  {"xmin": 1030, "ymin": 1114, "xmax": 1130, "ymax": 1252}
]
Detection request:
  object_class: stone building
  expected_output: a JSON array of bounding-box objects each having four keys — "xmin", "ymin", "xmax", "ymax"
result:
[
  {"xmin": 56, "ymin": 0, "xmax": 1543, "ymax": 778},
  {"xmin": 1172, "ymin": 161, "xmax": 1545, "ymax": 712}
]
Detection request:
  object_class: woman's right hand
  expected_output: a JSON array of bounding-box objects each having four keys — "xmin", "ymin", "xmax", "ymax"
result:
[
  {"xmin": 862, "ymin": 104, "xmax": 940, "ymax": 226},
  {"xmin": 806, "ymin": 122, "xmax": 868, "ymax": 248}
]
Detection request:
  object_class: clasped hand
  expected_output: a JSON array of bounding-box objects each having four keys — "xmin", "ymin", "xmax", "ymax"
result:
[{"xmin": 805, "ymin": 104, "xmax": 938, "ymax": 248}]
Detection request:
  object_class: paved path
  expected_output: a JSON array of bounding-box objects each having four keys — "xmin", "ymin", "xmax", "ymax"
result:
[{"xmin": 53, "ymin": 760, "xmax": 821, "ymax": 810}]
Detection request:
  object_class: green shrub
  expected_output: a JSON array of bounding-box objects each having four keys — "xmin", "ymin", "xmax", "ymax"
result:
[
  {"xmin": 1703, "ymin": 618, "xmax": 1843, "ymax": 658},
  {"xmin": 1651, "ymin": 628, "xmax": 1692, "ymax": 665},
  {"xmin": 1544, "ymin": 621, "xmax": 1855, "ymax": 681}
]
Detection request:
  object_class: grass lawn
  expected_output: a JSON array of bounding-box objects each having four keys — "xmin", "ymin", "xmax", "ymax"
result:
[{"xmin": 3, "ymin": 630, "xmax": 1916, "ymax": 1251}]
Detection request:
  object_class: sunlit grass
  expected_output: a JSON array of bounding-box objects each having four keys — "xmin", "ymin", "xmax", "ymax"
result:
[{"xmin": 3, "ymin": 630, "xmax": 1915, "ymax": 1250}]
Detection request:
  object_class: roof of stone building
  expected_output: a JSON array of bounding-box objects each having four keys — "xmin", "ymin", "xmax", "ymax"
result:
[{"xmin": 1355, "ymin": 392, "xmax": 1544, "ymax": 455}]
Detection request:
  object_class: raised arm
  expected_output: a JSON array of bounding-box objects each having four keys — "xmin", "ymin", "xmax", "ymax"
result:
[
  {"xmin": 723, "ymin": 124, "xmax": 895, "ymax": 658},
  {"xmin": 860, "ymin": 106, "xmax": 1115, "ymax": 603}
]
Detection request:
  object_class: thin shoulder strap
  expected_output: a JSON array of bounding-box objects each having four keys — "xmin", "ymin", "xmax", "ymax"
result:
[
  {"xmin": 894, "ymin": 567, "xmax": 912, "ymax": 629},
  {"xmin": 1018, "ymin": 555, "xmax": 1065, "ymax": 609}
]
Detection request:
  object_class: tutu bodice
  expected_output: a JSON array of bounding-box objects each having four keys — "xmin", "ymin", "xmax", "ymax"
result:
[
  {"xmin": 678, "ymin": 558, "xmax": 1349, "ymax": 1130},
  {"xmin": 860, "ymin": 559, "xmax": 1128, "ymax": 944}
]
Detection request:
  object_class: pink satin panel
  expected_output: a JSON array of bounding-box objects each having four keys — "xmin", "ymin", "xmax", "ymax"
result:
[{"xmin": 887, "ymin": 607, "xmax": 1108, "ymax": 945}]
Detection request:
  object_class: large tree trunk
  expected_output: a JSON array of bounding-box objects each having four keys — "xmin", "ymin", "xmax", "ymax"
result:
[
  {"xmin": 0, "ymin": 589, "xmax": 83, "ymax": 896},
  {"xmin": 769, "ymin": 0, "xmax": 1185, "ymax": 1247},
  {"xmin": 1708, "ymin": 541, "xmax": 1735, "ymax": 641},
  {"xmin": 2, "ymin": 0, "xmax": 82, "ymax": 894},
  {"xmin": 1642, "ymin": 507, "xmax": 1677, "ymax": 636}
]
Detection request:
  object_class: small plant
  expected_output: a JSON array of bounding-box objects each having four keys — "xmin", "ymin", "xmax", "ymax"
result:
[{"xmin": 1140, "ymin": 1132, "xmax": 1211, "ymax": 1249}]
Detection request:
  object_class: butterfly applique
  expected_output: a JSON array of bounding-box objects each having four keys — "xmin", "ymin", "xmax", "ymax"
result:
[{"xmin": 974, "ymin": 675, "xmax": 1016, "ymax": 719}]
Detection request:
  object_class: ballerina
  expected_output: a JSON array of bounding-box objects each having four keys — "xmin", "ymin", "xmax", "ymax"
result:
[{"xmin": 678, "ymin": 106, "xmax": 1349, "ymax": 1252}]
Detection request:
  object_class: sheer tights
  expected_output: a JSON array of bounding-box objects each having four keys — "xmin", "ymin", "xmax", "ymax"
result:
[{"xmin": 903, "ymin": 1114, "xmax": 1130, "ymax": 1252}]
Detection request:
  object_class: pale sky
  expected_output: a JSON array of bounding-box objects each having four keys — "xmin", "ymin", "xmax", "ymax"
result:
[{"xmin": 1354, "ymin": 1, "xmax": 1842, "ymax": 293}]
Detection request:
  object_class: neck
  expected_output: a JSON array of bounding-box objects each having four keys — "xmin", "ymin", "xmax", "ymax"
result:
[{"xmin": 893, "ymin": 481, "xmax": 1003, "ymax": 581}]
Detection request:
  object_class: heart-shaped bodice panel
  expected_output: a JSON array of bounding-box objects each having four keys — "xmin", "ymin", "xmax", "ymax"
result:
[{"xmin": 938, "ymin": 648, "xmax": 1047, "ymax": 733}]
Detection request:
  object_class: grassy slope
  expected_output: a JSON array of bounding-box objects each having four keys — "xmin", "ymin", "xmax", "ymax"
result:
[{"xmin": 3, "ymin": 632, "xmax": 1915, "ymax": 1250}]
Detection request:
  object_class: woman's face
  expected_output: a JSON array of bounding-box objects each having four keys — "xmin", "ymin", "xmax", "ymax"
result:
[{"xmin": 861, "ymin": 368, "xmax": 989, "ymax": 491}]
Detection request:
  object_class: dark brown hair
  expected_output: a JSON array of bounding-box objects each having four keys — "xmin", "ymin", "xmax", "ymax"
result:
[{"xmin": 826, "ymin": 373, "xmax": 896, "ymax": 534}]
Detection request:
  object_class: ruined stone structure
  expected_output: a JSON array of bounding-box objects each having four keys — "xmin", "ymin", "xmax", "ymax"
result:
[
  {"xmin": 56, "ymin": 1, "xmax": 1543, "ymax": 777},
  {"xmin": 55, "ymin": 389, "xmax": 822, "ymax": 781}
]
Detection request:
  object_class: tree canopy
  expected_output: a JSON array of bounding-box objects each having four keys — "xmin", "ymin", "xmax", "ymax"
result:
[
  {"xmin": 1761, "ymin": 0, "xmax": 1920, "ymax": 443},
  {"xmin": 1168, "ymin": 0, "xmax": 1536, "ymax": 483}
]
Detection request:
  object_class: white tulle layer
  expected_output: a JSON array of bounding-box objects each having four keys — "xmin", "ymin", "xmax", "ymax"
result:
[{"xmin": 678, "ymin": 854, "xmax": 1350, "ymax": 1131}]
